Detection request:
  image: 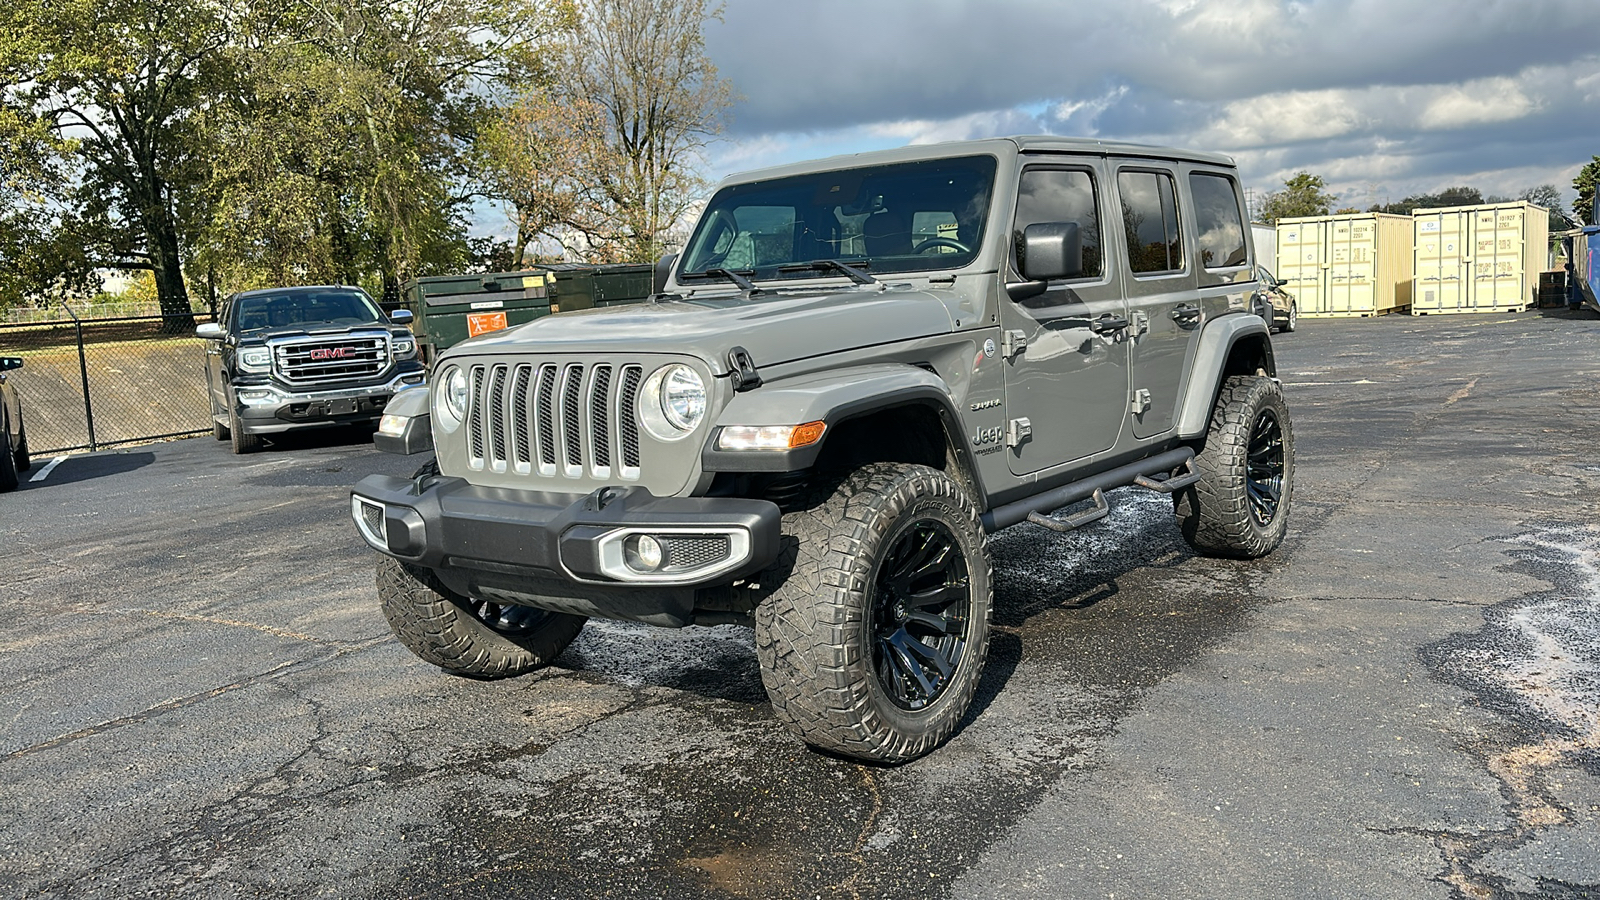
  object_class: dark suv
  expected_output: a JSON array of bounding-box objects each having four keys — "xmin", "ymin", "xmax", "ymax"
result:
[{"xmin": 198, "ymin": 286, "xmax": 424, "ymax": 453}]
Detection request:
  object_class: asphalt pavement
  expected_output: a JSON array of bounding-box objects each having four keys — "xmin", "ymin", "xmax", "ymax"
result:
[{"xmin": 3, "ymin": 310, "xmax": 1599, "ymax": 899}]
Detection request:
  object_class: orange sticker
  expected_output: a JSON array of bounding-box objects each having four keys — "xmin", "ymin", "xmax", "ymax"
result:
[{"xmin": 467, "ymin": 311, "xmax": 508, "ymax": 337}]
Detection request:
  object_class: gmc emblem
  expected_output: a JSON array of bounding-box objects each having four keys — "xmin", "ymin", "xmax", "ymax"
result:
[{"xmin": 309, "ymin": 347, "xmax": 349, "ymax": 361}]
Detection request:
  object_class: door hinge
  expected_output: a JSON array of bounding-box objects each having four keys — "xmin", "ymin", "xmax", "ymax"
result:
[
  {"xmin": 1001, "ymin": 329, "xmax": 1028, "ymax": 361},
  {"xmin": 1131, "ymin": 388, "xmax": 1152, "ymax": 415},
  {"xmin": 1006, "ymin": 417, "xmax": 1032, "ymax": 448}
]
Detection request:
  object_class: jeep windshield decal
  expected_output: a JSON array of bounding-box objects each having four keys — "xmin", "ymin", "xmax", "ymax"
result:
[{"xmin": 678, "ymin": 155, "xmax": 997, "ymax": 284}]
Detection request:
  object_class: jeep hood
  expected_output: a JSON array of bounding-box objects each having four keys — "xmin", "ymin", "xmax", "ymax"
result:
[{"xmin": 450, "ymin": 286, "xmax": 957, "ymax": 373}]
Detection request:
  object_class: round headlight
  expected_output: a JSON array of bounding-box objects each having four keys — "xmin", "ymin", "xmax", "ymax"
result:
[
  {"xmin": 639, "ymin": 363, "xmax": 707, "ymax": 441},
  {"xmin": 661, "ymin": 365, "xmax": 706, "ymax": 431},
  {"xmin": 435, "ymin": 366, "xmax": 469, "ymax": 432}
]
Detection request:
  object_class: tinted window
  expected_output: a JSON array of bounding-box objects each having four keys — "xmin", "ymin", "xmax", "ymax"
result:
[
  {"xmin": 1190, "ymin": 173, "xmax": 1247, "ymax": 269},
  {"xmin": 1012, "ymin": 168, "xmax": 1103, "ymax": 279},
  {"xmin": 1118, "ymin": 170, "xmax": 1183, "ymax": 275},
  {"xmin": 679, "ymin": 155, "xmax": 997, "ymax": 280}
]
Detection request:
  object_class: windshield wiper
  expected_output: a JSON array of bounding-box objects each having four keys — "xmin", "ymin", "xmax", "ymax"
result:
[
  {"xmin": 704, "ymin": 267, "xmax": 764, "ymax": 296},
  {"xmin": 778, "ymin": 259, "xmax": 877, "ymax": 285}
]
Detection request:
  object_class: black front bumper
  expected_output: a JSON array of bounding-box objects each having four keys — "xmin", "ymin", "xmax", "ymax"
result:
[{"xmin": 350, "ymin": 474, "xmax": 782, "ymax": 626}]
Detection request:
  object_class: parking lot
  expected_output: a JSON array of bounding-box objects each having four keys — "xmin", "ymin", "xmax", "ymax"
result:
[{"xmin": 4, "ymin": 311, "xmax": 1599, "ymax": 900}]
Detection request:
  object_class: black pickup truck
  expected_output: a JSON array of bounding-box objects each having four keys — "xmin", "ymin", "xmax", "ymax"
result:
[{"xmin": 198, "ymin": 285, "xmax": 425, "ymax": 453}]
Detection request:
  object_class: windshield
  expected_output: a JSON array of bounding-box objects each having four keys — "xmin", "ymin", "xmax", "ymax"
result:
[
  {"xmin": 232, "ymin": 289, "xmax": 383, "ymax": 333},
  {"xmin": 679, "ymin": 155, "xmax": 998, "ymax": 282}
]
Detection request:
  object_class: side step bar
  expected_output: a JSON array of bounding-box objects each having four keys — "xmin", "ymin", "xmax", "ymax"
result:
[{"xmin": 981, "ymin": 447, "xmax": 1199, "ymax": 534}]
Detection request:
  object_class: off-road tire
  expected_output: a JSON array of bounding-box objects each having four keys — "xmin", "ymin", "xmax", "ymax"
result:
[
  {"xmin": 229, "ymin": 407, "xmax": 261, "ymax": 454},
  {"xmin": 754, "ymin": 463, "xmax": 993, "ymax": 763},
  {"xmin": 376, "ymin": 555, "xmax": 586, "ymax": 679},
  {"xmin": 1175, "ymin": 375, "xmax": 1293, "ymax": 559},
  {"xmin": 0, "ymin": 429, "xmax": 17, "ymax": 492},
  {"xmin": 13, "ymin": 422, "xmax": 29, "ymax": 472}
]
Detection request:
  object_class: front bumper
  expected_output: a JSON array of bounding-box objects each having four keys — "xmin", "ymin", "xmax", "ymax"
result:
[
  {"xmin": 350, "ymin": 473, "xmax": 782, "ymax": 626},
  {"xmin": 234, "ymin": 368, "xmax": 425, "ymax": 434}
]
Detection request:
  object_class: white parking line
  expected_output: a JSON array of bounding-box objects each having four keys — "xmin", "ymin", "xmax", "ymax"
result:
[{"xmin": 29, "ymin": 455, "xmax": 68, "ymax": 482}]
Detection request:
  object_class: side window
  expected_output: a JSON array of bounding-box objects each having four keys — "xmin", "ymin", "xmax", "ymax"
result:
[
  {"xmin": 1118, "ymin": 170, "xmax": 1183, "ymax": 275},
  {"xmin": 1189, "ymin": 172, "xmax": 1247, "ymax": 270},
  {"xmin": 1012, "ymin": 167, "xmax": 1103, "ymax": 280}
]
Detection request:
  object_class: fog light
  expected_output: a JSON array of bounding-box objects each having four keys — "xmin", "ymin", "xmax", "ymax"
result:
[
  {"xmin": 378, "ymin": 413, "xmax": 408, "ymax": 436},
  {"xmin": 238, "ymin": 388, "xmax": 277, "ymax": 403},
  {"xmin": 625, "ymin": 534, "xmax": 664, "ymax": 572}
]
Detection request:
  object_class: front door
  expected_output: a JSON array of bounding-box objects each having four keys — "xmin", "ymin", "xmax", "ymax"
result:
[{"xmin": 1000, "ymin": 161, "xmax": 1129, "ymax": 475}]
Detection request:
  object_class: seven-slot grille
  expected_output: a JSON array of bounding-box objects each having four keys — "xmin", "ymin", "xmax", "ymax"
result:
[
  {"xmin": 274, "ymin": 335, "xmax": 389, "ymax": 385},
  {"xmin": 467, "ymin": 361, "xmax": 644, "ymax": 481}
]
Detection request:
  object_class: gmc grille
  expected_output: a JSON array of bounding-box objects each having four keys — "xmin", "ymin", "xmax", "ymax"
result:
[
  {"xmin": 274, "ymin": 335, "xmax": 389, "ymax": 385},
  {"xmin": 467, "ymin": 361, "xmax": 644, "ymax": 481}
]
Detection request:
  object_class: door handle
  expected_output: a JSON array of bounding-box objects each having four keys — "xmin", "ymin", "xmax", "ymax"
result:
[
  {"xmin": 1171, "ymin": 303, "xmax": 1202, "ymax": 325},
  {"xmin": 1091, "ymin": 313, "xmax": 1130, "ymax": 334}
]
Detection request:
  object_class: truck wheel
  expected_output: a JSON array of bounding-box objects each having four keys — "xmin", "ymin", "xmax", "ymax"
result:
[
  {"xmin": 13, "ymin": 422, "xmax": 29, "ymax": 472},
  {"xmin": 228, "ymin": 407, "xmax": 260, "ymax": 454},
  {"xmin": 376, "ymin": 555, "xmax": 585, "ymax": 679},
  {"xmin": 1175, "ymin": 375, "xmax": 1293, "ymax": 559},
  {"xmin": 754, "ymin": 463, "xmax": 992, "ymax": 763},
  {"xmin": 213, "ymin": 417, "xmax": 229, "ymax": 441},
  {"xmin": 0, "ymin": 429, "xmax": 17, "ymax": 492}
]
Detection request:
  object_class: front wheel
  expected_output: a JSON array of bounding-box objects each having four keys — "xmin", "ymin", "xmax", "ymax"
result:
[
  {"xmin": 1174, "ymin": 375, "xmax": 1293, "ymax": 559},
  {"xmin": 13, "ymin": 421, "xmax": 29, "ymax": 472},
  {"xmin": 755, "ymin": 463, "xmax": 993, "ymax": 763},
  {"xmin": 0, "ymin": 429, "xmax": 17, "ymax": 492},
  {"xmin": 228, "ymin": 406, "xmax": 260, "ymax": 454},
  {"xmin": 376, "ymin": 556, "xmax": 586, "ymax": 679},
  {"xmin": 1283, "ymin": 302, "xmax": 1298, "ymax": 333}
]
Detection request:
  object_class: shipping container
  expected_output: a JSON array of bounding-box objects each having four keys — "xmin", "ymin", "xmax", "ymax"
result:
[
  {"xmin": 1251, "ymin": 224, "xmax": 1276, "ymax": 270},
  {"xmin": 402, "ymin": 271, "xmax": 553, "ymax": 364},
  {"xmin": 1412, "ymin": 201, "xmax": 1549, "ymax": 314},
  {"xmin": 1275, "ymin": 213, "xmax": 1413, "ymax": 317}
]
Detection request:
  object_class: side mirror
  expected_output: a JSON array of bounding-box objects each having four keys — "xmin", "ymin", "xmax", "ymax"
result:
[
  {"xmin": 389, "ymin": 309, "xmax": 415, "ymax": 326},
  {"xmin": 1274, "ymin": 278, "xmax": 1289, "ymax": 288},
  {"xmin": 0, "ymin": 356, "xmax": 22, "ymax": 372},
  {"xmin": 653, "ymin": 252, "xmax": 679, "ymax": 294},
  {"xmin": 196, "ymin": 323, "xmax": 223, "ymax": 339},
  {"xmin": 1019, "ymin": 222, "xmax": 1083, "ymax": 282}
]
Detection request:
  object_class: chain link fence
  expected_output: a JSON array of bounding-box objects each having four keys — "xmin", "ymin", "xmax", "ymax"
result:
[{"xmin": 0, "ymin": 312, "xmax": 215, "ymax": 455}]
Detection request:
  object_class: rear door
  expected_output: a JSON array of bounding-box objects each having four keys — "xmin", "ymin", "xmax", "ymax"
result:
[
  {"xmin": 999, "ymin": 159, "xmax": 1129, "ymax": 475},
  {"xmin": 1115, "ymin": 163, "xmax": 1201, "ymax": 439}
]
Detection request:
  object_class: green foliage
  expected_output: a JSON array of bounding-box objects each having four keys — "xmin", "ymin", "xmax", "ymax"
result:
[
  {"xmin": 1258, "ymin": 173, "xmax": 1337, "ymax": 224},
  {"xmin": 1575, "ymin": 158, "xmax": 1600, "ymax": 226}
]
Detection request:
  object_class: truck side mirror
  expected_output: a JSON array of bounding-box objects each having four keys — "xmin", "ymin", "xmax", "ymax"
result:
[
  {"xmin": 1019, "ymin": 222, "xmax": 1083, "ymax": 282},
  {"xmin": 196, "ymin": 323, "xmax": 223, "ymax": 339},
  {"xmin": 389, "ymin": 309, "xmax": 414, "ymax": 326},
  {"xmin": 0, "ymin": 356, "xmax": 22, "ymax": 372},
  {"xmin": 653, "ymin": 252, "xmax": 679, "ymax": 295}
]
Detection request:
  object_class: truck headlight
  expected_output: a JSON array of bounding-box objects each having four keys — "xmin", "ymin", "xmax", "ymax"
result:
[
  {"xmin": 434, "ymin": 366, "xmax": 469, "ymax": 433},
  {"xmin": 639, "ymin": 363, "xmax": 705, "ymax": 440},
  {"xmin": 239, "ymin": 347, "xmax": 271, "ymax": 372},
  {"xmin": 392, "ymin": 337, "xmax": 416, "ymax": 359}
]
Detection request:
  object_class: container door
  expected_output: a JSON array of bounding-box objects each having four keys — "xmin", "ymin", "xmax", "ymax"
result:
[
  {"xmin": 1278, "ymin": 221, "xmax": 1326, "ymax": 313},
  {"xmin": 1000, "ymin": 162, "xmax": 1128, "ymax": 475},
  {"xmin": 1115, "ymin": 163, "xmax": 1200, "ymax": 440},
  {"xmin": 1328, "ymin": 218, "xmax": 1377, "ymax": 314},
  {"xmin": 1473, "ymin": 208, "xmax": 1525, "ymax": 309},
  {"xmin": 1415, "ymin": 211, "xmax": 1467, "ymax": 311}
]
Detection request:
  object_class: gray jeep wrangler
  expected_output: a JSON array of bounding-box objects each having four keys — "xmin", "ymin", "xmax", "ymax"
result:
[{"xmin": 351, "ymin": 137, "xmax": 1292, "ymax": 763}]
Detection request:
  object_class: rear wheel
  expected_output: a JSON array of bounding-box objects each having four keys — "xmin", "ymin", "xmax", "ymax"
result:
[
  {"xmin": 1283, "ymin": 301, "xmax": 1298, "ymax": 333},
  {"xmin": 1175, "ymin": 375, "xmax": 1293, "ymax": 559},
  {"xmin": 755, "ymin": 463, "xmax": 992, "ymax": 763},
  {"xmin": 377, "ymin": 556, "xmax": 586, "ymax": 679}
]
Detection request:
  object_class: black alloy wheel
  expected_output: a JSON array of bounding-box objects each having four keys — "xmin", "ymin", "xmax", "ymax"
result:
[
  {"xmin": 1245, "ymin": 408, "xmax": 1286, "ymax": 526},
  {"xmin": 470, "ymin": 599, "xmax": 557, "ymax": 637},
  {"xmin": 871, "ymin": 520, "xmax": 972, "ymax": 711}
]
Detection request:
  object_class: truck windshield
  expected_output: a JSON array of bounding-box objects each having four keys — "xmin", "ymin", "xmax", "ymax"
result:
[
  {"xmin": 679, "ymin": 155, "xmax": 997, "ymax": 283},
  {"xmin": 233, "ymin": 290, "xmax": 383, "ymax": 332}
]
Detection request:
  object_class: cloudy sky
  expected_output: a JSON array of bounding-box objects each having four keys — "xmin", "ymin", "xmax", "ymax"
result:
[{"xmin": 699, "ymin": 0, "xmax": 1600, "ymax": 215}]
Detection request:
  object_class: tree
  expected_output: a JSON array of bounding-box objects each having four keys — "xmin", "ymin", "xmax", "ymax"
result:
[
  {"xmin": 556, "ymin": 0, "xmax": 733, "ymax": 262},
  {"xmin": 1, "ymin": 0, "xmax": 234, "ymax": 327},
  {"xmin": 1575, "ymin": 158, "xmax": 1600, "ymax": 226},
  {"xmin": 1517, "ymin": 184, "xmax": 1568, "ymax": 232},
  {"xmin": 1258, "ymin": 173, "xmax": 1337, "ymax": 224},
  {"xmin": 474, "ymin": 90, "xmax": 608, "ymax": 267}
]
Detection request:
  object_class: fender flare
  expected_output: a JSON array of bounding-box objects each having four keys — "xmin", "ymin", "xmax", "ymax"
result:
[
  {"xmin": 1175, "ymin": 314, "xmax": 1275, "ymax": 439},
  {"xmin": 701, "ymin": 363, "xmax": 970, "ymax": 474}
]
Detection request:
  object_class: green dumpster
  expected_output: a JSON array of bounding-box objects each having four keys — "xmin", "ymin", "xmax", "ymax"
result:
[{"xmin": 402, "ymin": 271, "xmax": 553, "ymax": 364}]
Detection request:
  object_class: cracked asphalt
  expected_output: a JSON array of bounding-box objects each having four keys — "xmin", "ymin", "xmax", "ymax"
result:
[{"xmin": 4, "ymin": 309, "xmax": 1600, "ymax": 899}]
